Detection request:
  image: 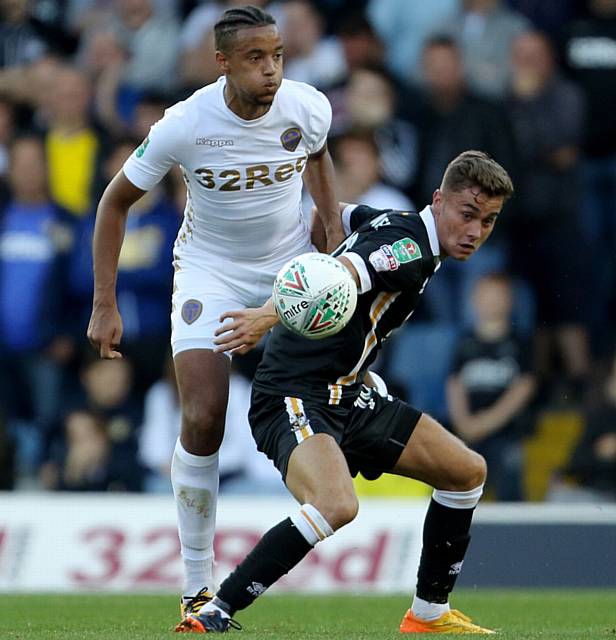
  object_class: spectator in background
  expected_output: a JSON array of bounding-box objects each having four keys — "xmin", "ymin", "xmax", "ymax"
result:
[
  {"xmin": 42, "ymin": 409, "xmax": 113, "ymax": 491},
  {"xmin": 0, "ymin": 96, "xmax": 16, "ymax": 207},
  {"xmin": 0, "ymin": 2, "xmax": 58, "ymax": 110},
  {"xmin": 279, "ymin": 0, "xmax": 347, "ymax": 90},
  {"xmin": 447, "ymin": 273, "xmax": 536, "ymax": 501},
  {"xmin": 330, "ymin": 130, "xmax": 414, "ymax": 211},
  {"xmin": 562, "ymin": 0, "xmax": 616, "ymax": 354},
  {"xmin": 101, "ymin": 0, "xmax": 180, "ymax": 93},
  {"xmin": 331, "ymin": 66, "xmax": 418, "ymax": 196},
  {"xmin": 333, "ymin": 10, "xmax": 384, "ymax": 76},
  {"xmin": 410, "ymin": 36, "xmax": 517, "ymax": 208},
  {"xmin": 0, "ymin": 0, "xmax": 48, "ymax": 69},
  {"xmin": 506, "ymin": 30, "xmax": 591, "ymax": 396},
  {"xmin": 77, "ymin": 0, "xmax": 180, "ymax": 123},
  {"xmin": 70, "ymin": 138, "xmax": 179, "ymax": 398},
  {"xmin": 549, "ymin": 351, "xmax": 616, "ymax": 502},
  {"xmin": 0, "ymin": 135, "xmax": 75, "ymax": 478},
  {"xmin": 367, "ymin": 0, "xmax": 459, "ymax": 84},
  {"xmin": 66, "ymin": 355, "xmax": 143, "ymax": 491},
  {"xmin": 406, "ymin": 36, "xmax": 516, "ymax": 322},
  {"xmin": 44, "ymin": 65, "xmax": 107, "ymax": 218},
  {"xmin": 438, "ymin": 0, "xmax": 531, "ymax": 99}
]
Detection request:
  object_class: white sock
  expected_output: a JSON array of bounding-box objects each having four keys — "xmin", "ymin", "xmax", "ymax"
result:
[
  {"xmin": 432, "ymin": 485, "xmax": 484, "ymax": 509},
  {"xmin": 411, "ymin": 595, "xmax": 450, "ymax": 621},
  {"xmin": 290, "ymin": 504, "xmax": 334, "ymax": 546},
  {"xmin": 171, "ymin": 438, "xmax": 219, "ymax": 597}
]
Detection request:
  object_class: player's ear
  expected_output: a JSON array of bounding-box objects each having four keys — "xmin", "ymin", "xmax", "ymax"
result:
[
  {"xmin": 216, "ymin": 50, "xmax": 230, "ymax": 73},
  {"xmin": 432, "ymin": 189, "xmax": 442, "ymax": 211}
]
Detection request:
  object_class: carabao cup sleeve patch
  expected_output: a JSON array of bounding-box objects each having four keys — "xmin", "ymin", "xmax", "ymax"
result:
[{"xmin": 181, "ymin": 299, "xmax": 203, "ymax": 324}]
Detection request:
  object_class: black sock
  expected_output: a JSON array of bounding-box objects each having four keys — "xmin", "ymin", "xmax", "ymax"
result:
[
  {"xmin": 216, "ymin": 518, "xmax": 312, "ymax": 614},
  {"xmin": 415, "ymin": 498, "xmax": 474, "ymax": 604}
]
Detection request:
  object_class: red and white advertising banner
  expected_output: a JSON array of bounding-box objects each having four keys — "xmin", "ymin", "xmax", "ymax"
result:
[
  {"xmin": 0, "ymin": 494, "xmax": 428, "ymax": 593},
  {"xmin": 3, "ymin": 495, "xmax": 615, "ymax": 593}
]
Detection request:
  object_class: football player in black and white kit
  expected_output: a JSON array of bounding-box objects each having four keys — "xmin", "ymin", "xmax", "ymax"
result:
[
  {"xmin": 86, "ymin": 5, "xmax": 344, "ymax": 625},
  {"xmin": 179, "ymin": 151, "xmax": 513, "ymax": 634}
]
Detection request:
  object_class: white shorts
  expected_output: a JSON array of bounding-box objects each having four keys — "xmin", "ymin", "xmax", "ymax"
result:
[{"xmin": 171, "ymin": 247, "xmax": 312, "ymax": 357}]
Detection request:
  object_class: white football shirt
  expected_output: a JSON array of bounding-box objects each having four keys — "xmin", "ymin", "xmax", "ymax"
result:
[{"xmin": 123, "ymin": 76, "xmax": 331, "ymax": 264}]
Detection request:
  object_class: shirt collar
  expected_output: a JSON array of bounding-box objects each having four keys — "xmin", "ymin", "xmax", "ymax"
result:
[{"xmin": 419, "ymin": 205, "xmax": 441, "ymax": 265}]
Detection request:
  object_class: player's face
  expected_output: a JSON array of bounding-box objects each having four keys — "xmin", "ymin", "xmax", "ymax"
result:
[
  {"xmin": 432, "ymin": 186, "xmax": 503, "ymax": 261},
  {"xmin": 217, "ymin": 26, "xmax": 284, "ymax": 106}
]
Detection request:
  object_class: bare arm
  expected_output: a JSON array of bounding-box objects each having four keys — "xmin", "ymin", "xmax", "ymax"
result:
[
  {"xmin": 303, "ymin": 147, "xmax": 345, "ymax": 253},
  {"xmin": 87, "ymin": 171, "xmax": 147, "ymax": 358},
  {"xmin": 447, "ymin": 374, "xmax": 536, "ymax": 443}
]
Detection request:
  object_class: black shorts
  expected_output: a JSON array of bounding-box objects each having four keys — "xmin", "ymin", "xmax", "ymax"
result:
[{"xmin": 249, "ymin": 385, "xmax": 422, "ymax": 481}]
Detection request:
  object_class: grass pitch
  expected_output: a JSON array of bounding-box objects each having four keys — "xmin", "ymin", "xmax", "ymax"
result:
[{"xmin": 2, "ymin": 590, "xmax": 615, "ymax": 639}]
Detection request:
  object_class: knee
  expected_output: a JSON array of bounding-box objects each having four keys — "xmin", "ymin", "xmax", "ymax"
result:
[
  {"xmin": 181, "ymin": 398, "xmax": 226, "ymax": 451},
  {"xmin": 443, "ymin": 449, "xmax": 487, "ymax": 492},
  {"xmin": 317, "ymin": 494, "xmax": 359, "ymax": 531},
  {"xmin": 461, "ymin": 450, "xmax": 487, "ymax": 490}
]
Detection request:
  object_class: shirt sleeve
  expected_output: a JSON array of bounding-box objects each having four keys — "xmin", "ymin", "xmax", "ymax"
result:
[
  {"xmin": 306, "ymin": 89, "xmax": 332, "ymax": 155},
  {"xmin": 348, "ymin": 205, "xmax": 393, "ymax": 231},
  {"xmin": 122, "ymin": 109, "xmax": 182, "ymax": 191},
  {"xmin": 342, "ymin": 224, "xmax": 426, "ymax": 293}
]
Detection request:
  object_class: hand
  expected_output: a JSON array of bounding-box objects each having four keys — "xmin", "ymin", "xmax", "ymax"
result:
[
  {"xmin": 87, "ymin": 301, "xmax": 123, "ymax": 359},
  {"xmin": 213, "ymin": 302, "xmax": 278, "ymax": 355}
]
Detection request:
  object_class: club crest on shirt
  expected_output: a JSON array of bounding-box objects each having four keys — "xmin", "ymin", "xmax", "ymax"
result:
[
  {"xmin": 280, "ymin": 127, "xmax": 302, "ymax": 151},
  {"xmin": 181, "ymin": 299, "xmax": 203, "ymax": 324}
]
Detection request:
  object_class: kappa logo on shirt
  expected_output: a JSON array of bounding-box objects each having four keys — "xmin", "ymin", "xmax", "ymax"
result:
[{"xmin": 195, "ymin": 138, "xmax": 234, "ymax": 147}]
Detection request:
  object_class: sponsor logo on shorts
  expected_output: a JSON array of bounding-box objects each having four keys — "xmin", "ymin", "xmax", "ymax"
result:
[
  {"xmin": 448, "ymin": 561, "xmax": 464, "ymax": 575},
  {"xmin": 280, "ymin": 127, "xmax": 302, "ymax": 151},
  {"xmin": 181, "ymin": 299, "xmax": 203, "ymax": 324},
  {"xmin": 369, "ymin": 245, "xmax": 399, "ymax": 272},
  {"xmin": 195, "ymin": 138, "xmax": 234, "ymax": 147}
]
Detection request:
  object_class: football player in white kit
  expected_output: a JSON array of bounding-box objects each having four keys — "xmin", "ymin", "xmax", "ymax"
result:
[{"xmin": 87, "ymin": 5, "xmax": 344, "ymax": 624}]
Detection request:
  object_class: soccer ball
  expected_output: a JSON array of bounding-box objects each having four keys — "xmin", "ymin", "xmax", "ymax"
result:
[{"xmin": 273, "ymin": 252, "xmax": 358, "ymax": 339}]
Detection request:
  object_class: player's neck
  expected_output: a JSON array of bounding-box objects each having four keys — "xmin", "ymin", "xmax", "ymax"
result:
[{"xmin": 223, "ymin": 84, "xmax": 271, "ymax": 120}]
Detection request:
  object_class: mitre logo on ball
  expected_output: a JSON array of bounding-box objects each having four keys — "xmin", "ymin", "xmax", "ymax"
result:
[{"xmin": 273, "ymin": 253, "xmax": 357, "ymax": 339}]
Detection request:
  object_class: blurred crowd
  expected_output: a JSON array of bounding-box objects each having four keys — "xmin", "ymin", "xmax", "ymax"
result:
[{"xmin": 0, "ymin": 0, "xmax": 615, "ymax": 501}]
